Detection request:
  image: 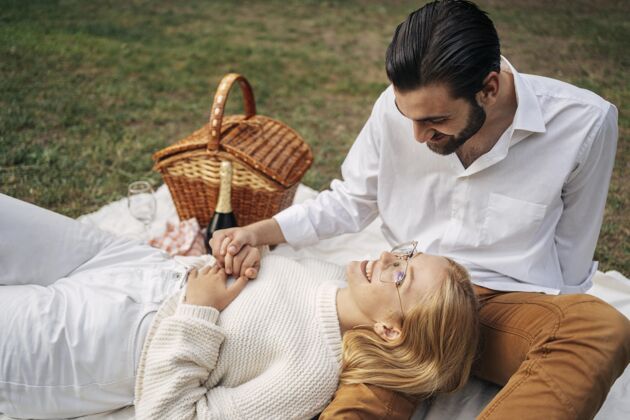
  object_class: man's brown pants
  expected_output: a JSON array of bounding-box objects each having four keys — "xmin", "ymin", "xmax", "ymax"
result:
[{"xmin": 321, "ymin": 286, "xmax": 630, "ymax": 419}]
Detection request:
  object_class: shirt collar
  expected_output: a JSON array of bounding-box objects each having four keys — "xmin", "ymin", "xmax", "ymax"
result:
[
  {"xmin": 455, "ymin": 57, "xmax": 546, "ymax": 176},
  {"xmin": 502, "ymin": 56, "xmax": 546, "ymax": 134}
]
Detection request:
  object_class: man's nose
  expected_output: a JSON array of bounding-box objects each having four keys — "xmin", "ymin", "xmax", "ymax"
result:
[{"xmin": 413, "ymin": 121, "xmax": 435, "ymax": 143}]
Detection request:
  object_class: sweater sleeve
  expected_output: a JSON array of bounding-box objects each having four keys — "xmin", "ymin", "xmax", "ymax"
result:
[
  {"xmin": 135, "ymin": 301, "xmax": 336, "ymax": 419},
  {"xmin": 134, "ymin": 303, "xmax": 225, "ymax": 420},
  {"xmin": 199, "ymin": 360, "xmax": 338, "ymax": 419}
]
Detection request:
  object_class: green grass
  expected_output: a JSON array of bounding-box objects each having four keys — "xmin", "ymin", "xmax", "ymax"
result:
[{"xmin": 1, "ymin": 0, "xmax": 628, "ymax": 274}]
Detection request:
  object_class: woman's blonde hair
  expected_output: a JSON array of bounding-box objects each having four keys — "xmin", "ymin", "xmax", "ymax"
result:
[{"xmin": 339, "ymin": 258, "xmax": 479, "ymax": 399}]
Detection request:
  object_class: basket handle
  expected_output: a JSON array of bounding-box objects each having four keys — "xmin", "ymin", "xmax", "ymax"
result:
[{"xmin": 208, "ymin": 73, "xmax": 257, "ymax": 152}]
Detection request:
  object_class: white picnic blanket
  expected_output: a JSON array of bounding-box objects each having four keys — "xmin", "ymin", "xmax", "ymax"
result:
[{"xmin": 4, "ymin": 184, "xmax": 627, "ymax": 419}]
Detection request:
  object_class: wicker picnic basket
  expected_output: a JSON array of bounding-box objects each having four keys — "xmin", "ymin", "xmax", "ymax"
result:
[{"xmin": 153, "ymin": 73, "xmax": 313, "ymax": 227}]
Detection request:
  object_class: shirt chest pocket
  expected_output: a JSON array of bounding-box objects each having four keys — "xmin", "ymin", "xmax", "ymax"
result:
[{"xmin": 480, "ymin": 193, "xmax": 547, "ymax": 250}]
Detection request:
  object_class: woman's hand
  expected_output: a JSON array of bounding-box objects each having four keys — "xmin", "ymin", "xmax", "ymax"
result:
[
  {"xmin": 224, "ymin": 244, "xmax": 261, "ymax": 278},
  {"xmin": 184, "ymin": 265, "xmax": 248, "ymax": 311}
]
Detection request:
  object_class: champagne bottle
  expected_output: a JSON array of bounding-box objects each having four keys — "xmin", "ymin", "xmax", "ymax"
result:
[{"xmin": 205, "ymin": 161, "xmax": 238, "ymax": 254}]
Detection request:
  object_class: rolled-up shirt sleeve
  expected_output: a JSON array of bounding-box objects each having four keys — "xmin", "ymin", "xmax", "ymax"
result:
[
  {"xmin": 555, "ymin": 104, "xmax": 618, "ymax": 286},
  {"xmin": 273, "ymin": 91, "xmax": 386, "ymax": 248}
]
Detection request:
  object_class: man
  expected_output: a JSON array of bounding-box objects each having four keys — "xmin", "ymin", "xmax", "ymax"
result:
[{"xmin": 210, "ymin": 1, "xmax": 630, "ymax": 418}]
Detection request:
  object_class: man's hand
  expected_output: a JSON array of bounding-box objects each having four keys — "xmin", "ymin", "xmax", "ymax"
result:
[
  {"xmin": 184, "ymin": 265, "xmax": 248, "ymax": 311},
  {"xmin": 210, "ymin": 228, "xmax": 260, "ymax": 277},
  {"xmin": 209, "ymin": 227, "xmax": 258, "ymax": 265},
  {"xmin": 209, "ymin": 219, "xmax": 286, "ymax": 278}
]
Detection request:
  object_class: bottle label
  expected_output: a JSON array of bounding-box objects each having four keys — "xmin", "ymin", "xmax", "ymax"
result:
[{"xmin": 215, "ymin": 161, "xmax": 233, "ymax": 213}]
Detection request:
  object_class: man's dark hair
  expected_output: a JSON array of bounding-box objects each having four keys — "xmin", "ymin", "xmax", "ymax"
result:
[{"xmin": 386, "ymin": 0, "xmax": 501, "ymax": 101}]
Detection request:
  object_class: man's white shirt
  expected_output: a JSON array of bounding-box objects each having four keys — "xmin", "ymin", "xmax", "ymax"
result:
[{"xmin": 274, "ymin": 57, "xmax": 618, "ymax": 294}]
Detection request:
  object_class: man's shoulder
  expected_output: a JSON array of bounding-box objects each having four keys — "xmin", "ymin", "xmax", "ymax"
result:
[{"xmin": 522, "ymin": 72, "xmax": 611, "ymax": 116}]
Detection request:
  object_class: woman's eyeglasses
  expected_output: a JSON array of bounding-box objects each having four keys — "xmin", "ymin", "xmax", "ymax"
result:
[{"xmin": 378, "ymin": 241, "xmax": 418, "ymax": 321}]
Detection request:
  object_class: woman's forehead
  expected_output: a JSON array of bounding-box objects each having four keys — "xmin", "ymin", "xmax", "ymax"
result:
[
  {"xmin": 411, "ymin": 252, "xmax": 448, "ymax": 269},
  {"xmin": 407, "ymin": 253, "xmax": 449, "ymax": 288}
]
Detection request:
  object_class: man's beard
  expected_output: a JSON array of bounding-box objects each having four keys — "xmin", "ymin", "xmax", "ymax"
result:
[{"xmin": 426, "ymin": 101, "xmax": 486, "ymax": 155}]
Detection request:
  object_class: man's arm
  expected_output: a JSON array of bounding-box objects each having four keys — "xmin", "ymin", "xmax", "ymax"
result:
[
  {"xmin": 554, "ymin": 104, "xmax": 618, "ymax": 285},
  {"xmin": 273, "ymin": 95, "xmax": 385, "ymax": 248},
  {"xmin": 211, "ymin": 89, "xmax": 391, "ymax": 273}
]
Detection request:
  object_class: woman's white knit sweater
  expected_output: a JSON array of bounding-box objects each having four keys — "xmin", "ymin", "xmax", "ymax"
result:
[{"xmin": 134, "ymin": 255, "xmax": 346, "ymax": 419}]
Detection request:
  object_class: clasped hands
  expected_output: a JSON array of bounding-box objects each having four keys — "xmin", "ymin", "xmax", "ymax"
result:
[
  {"xmin": 185, "ymin": 227, "xmax": 261, "ymax": 310},
  {"xmin": 209, "ymin": 227, "xmax": 262, "ymax": 279}
]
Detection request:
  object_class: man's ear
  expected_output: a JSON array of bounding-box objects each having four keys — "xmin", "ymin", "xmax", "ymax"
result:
[
  {"xmin": 373, "ymin": 322, "xmax": 402, "ymax": 342},
  {"xmin": 476, "ymin": 71, "xmax": 500, "ymax": 106}
]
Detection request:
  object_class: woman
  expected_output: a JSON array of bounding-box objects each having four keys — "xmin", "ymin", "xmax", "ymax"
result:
[{"xmin": 0, "ymin": 194, "xmax": 478, "ymax": 419}]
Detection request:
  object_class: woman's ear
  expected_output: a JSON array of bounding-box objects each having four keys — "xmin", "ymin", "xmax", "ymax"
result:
[{"xmin": 373, "ymin": 322, "xmax": 401, "ymax": 342}]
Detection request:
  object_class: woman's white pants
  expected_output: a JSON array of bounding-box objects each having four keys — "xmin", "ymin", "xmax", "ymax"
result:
[{"xmin": 0, "ymin": 194, "xmax": 185, "ymax": 419}]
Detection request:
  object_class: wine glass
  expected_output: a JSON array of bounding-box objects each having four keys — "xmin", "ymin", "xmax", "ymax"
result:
[{"xmin": 127, "ymin": 181, "xmax": 156, "ymax": 237}]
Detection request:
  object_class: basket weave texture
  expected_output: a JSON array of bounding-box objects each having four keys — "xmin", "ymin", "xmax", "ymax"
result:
[{"xmin": 153, "ymin": 73, "xmax": 313, "ymax": 227}]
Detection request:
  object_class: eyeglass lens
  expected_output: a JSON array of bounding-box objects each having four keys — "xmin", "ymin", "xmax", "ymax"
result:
[{"xmin": 381, "ymin": 242, "xmax": 416, "ymax": 284}]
